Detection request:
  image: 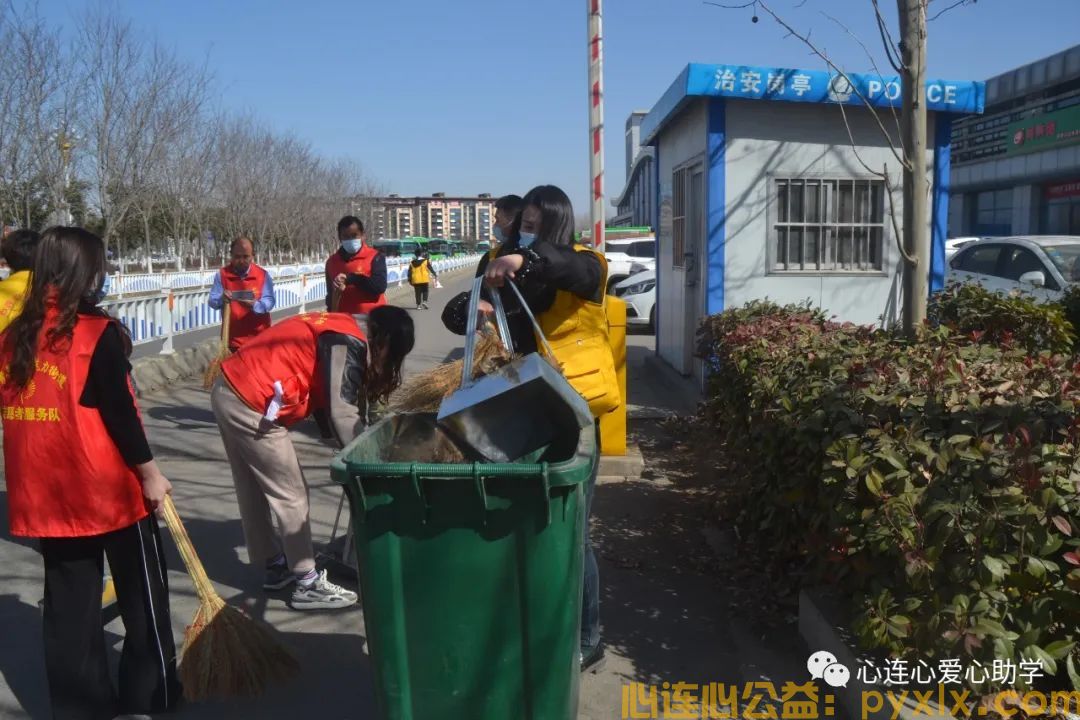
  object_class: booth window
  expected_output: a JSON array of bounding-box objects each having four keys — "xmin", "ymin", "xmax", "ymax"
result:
[{"xmin": 772, "ymin": 178, "xmax": 886, "ymax": 273}]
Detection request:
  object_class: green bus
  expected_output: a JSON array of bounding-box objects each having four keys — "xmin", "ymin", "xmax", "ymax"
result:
[
  {"xmin": 426, "ymin": 240, "xmax": 467, "ymax": 259},
  {"xmin": 373, "ymin": 238, "xmax": 428, "ymax": 257}
]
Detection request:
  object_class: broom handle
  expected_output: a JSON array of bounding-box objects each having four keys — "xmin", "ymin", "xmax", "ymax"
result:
[
  {"xmin": 219, "ymin": 298, "xmax": 232, "ymax": 351},
  {"xmin": 330, "ymin": 285, "xmax": 341, "ymax": 313},
  {"xmin": 161, "ymin": 495, "xmax": 218, "ymax": 604}
]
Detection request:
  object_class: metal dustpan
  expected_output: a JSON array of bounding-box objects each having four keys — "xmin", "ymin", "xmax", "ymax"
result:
[{"xmin": 437, "ymin": 277, "xmax": 592, "ymax": 463}]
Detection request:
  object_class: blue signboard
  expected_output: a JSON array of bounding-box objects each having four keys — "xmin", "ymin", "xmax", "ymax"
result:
[{"xmin": 685, "ymin": 63, "xmax": 984, "ymax": 114}]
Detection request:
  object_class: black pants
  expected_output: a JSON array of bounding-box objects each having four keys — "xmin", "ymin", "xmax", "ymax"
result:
[
  {"xmin": 40, "ymin": 516, "xmax": 180, "ymax": 720},
  {"xmin": 413, "ymin": 283, "xmax": 430, "ymax": 306}
]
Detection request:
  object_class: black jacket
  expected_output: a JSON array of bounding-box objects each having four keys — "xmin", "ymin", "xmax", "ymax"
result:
[
  {"xmin": 441, "ymin": 241, "xmax": 603, "ymax": 354},
  {"xmin": 311, "ymin": 331, "xmax": 368, "ymax": 447}
]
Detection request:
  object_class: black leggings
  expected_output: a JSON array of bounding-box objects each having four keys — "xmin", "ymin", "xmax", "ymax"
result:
[
  {"xmin": 40, "ymin": 516, "xmax": 180, "ymax": 720},
  {"xmin": 413, "ymin": 283, "xmax": 430, "ymax": 306}
]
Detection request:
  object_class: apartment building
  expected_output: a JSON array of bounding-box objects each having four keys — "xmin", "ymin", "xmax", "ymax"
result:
[{"xmin": 370, "ymin": 193, "xmax": 497, "ymax": 242}]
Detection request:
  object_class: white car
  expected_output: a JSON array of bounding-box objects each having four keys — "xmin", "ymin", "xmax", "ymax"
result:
[
  {"xmin": 945, "ymin": 237, "xmax": 983, "ymax": 260},
  {"xmin": 613, "ymin": 269, "xmax": 656, "ymax": 330},
  {"xmin": 946, "ymin": 235, "xmax": 1080, "ymax": 302},
  {"xmin": 604, "ymin": 237, "xmax": 656, "ymax": 292}
]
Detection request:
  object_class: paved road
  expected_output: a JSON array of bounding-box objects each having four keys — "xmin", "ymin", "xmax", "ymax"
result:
[{"xmin": 0, "ymin": 270, "xmax": 742, "ymax": 720}]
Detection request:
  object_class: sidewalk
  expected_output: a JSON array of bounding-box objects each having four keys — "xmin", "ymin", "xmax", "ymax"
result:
[{"xmin": 625, "ymin": 332, "xmax": 701, "ymax": 418}]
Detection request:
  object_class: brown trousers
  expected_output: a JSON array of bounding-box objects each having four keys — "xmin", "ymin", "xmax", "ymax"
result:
[{"xmin": 210, "ymin": 378, "xmax": 316, "ymax": 575}]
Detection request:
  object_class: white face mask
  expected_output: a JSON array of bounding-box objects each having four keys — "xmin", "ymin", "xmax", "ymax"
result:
[{"xmin": 518, "ymin": 232, "xmax": 537, "ymax": 248}]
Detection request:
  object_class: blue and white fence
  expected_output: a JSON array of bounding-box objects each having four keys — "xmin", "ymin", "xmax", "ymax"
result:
[{"xmin": 102, "ymin": 255, "xmax": 479, "ymax": 346}]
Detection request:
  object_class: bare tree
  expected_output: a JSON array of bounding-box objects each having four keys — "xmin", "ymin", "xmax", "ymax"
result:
[{"xmin": 0, "ymin": 4, "xmax": 386, "ymax": 271}]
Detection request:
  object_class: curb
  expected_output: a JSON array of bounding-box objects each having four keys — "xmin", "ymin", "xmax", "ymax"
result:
[
  {"xmin": 799, "ymin": 588, "xmax": 954, "ymax": 720},
  {"xmin": 129, "ymin": 266, "xmax": 477, "ymax": 398},
  {"xmin": 597, "ymin": 443, "xmax": 645, "ymax": 481}
]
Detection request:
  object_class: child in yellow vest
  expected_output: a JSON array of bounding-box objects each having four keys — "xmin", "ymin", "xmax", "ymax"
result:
[{"xmin": 408, "ymin": 248, "xmax": 437, "ymax": 309}]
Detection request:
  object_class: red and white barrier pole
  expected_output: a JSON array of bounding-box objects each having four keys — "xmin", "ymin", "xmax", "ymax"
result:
[{"xmin": 587, "ymin": 0, "xmax": 605, "ymax": 253}]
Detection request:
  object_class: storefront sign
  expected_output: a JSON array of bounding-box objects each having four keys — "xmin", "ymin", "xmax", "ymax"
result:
[
  {"xmin": 1008, "ymin": 105, "xmax": 1080, "ymax": 156},
  {"xmin": 1045, "ymin": 180, "xmax": 1080, "ymax": 199}
]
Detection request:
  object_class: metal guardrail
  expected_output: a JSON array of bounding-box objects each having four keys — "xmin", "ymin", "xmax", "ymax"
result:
[
  {"xmin": 101, "ymin": 255, "xmax": 479, "ymax": 346},
  {"xmin": 108, "ymin": 257, "xmax": 421, "ymax": 297}
]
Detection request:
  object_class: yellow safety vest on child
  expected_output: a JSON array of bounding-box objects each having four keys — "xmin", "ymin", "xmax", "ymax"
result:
[{"xmin": 409, "ymin": 260, "xmax": 431, "ymax": 285}]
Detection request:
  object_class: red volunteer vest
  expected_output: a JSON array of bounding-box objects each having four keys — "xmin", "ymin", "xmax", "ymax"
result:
[
  {"xmin": 220, "ymin": 264, "xmax": 271, "ymax": 350},
  {"xmin": 221, "ymin": 312, "xmax": 366, "ymax": 428},
  {"xmin": 326, "ymin": 246, "xmax": 387, "ymax": 315},
  {"xmin": 1, "ymin": 312, "xmax": 148, "ymax": 538}
]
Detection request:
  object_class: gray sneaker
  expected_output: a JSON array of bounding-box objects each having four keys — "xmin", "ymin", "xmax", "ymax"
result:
[
  {"xmin": 263, "ymin": 564, "xmax": 295, "ymax": 591},
  {"xmin": 289, "ymin": 570, "xmax": 358, "ymax": 610}
]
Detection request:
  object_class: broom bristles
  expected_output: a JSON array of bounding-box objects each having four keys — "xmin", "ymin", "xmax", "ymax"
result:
[
  {"xmin": 180, "ymin": 601, "xmax": 300, "ymax": 701},
  {"xmin": 201, "ymin": 348, "xmax": 229, "ymax": 389},
  {"xmin": 391, "ymin": 329, "xmax": 514, "ymax": 414},
  {"xmin": 161, "ymin": 496, "xmax": 299, "ymax": 702},
  {"xmin": 202, "ymin": 302, "xmax": 232, "ymax": 389}
]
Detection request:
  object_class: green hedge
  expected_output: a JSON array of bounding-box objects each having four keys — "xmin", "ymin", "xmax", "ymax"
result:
[{"xmin": 697, "ymin": 301, "xmax": 1080, "ymax": 691}]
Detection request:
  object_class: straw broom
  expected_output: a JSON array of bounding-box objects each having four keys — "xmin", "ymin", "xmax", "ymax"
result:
[
  {"xmin": 391, "ymin": 324, "xmax": 514, "ymax": 414},
  {"xmin": 330, "ymin": 277, "xmax": 342, "ymax": 313},
  {"xmin": 202, "ymin": 300, "xmax": 232, "ymax": 389},
  {"xmin": 161, "ymin": 496, "xmax": 299, "ymax": 701}
]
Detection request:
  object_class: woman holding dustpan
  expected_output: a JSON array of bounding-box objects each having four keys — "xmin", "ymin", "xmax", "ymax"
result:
[{"xmin": 444, "ymin": 184, "xmax": 620, "ymax": 673}]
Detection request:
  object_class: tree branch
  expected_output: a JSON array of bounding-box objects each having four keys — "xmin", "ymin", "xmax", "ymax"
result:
[
  {"xmin": 883, "ymin": 163, "xmax": 916, "ymax": 266},
  {"xmin": 870, "ymin": 0, "xmax": 904, "ymax": 73},
  {"xmin": 702, "ymin": 0, "xmax": 757, "ymax": 8},
  {"xmin": 929, "ymin": 0, "xmax": 976, "ymax": 22},
  {"xmin": 822, "ymin": 11, "xmax": 906, "ymax": 157},
  {"xmin": 717, "ymin": 0, "xmax": 911, "ymax": 171}
]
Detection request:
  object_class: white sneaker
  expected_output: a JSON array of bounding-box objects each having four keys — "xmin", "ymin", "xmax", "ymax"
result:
[{"xmin": 289, "ymin": 569, "xmax": 358, "ymax": 610}]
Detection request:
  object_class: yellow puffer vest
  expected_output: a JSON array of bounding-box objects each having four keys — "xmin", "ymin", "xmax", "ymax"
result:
[
  {"xmin": 409, "ymin": 260, "xmax": 431, "ymax": 285},
  {"xmin": 488, "ymin": 246, "xmax": 621, "ymax": 417}
]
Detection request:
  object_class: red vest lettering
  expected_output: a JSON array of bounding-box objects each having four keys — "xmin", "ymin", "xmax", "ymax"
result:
[
  {"xmin": 221, "ymin": 312, "xmax": 365, "ymax": 427},
  {"xmin": 326, "ymin": 246, "xmax": 386, "ymax": 314},
  {"xmin": 220, "ymin": 264, "xmax": 271, "ymax": 350},
  {"xmin": 1, "ymin": 312, "xmax": 148, "ymax": 538}
]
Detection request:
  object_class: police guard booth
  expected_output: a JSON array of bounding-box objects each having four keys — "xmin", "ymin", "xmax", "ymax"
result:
[{"xmin": 637, "ymin": 63, "xmax": 984, "ymax": 383}]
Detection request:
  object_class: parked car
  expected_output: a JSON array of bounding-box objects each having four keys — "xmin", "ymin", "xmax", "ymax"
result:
[
  {"xmin": 946, "ymin": 235, "xmax": 1080, "ymax": 302},
  {"xmin": 604, "ymin": 237, "xmax": 656, "ymax": 293},
  {"xmin": 613, "ymin": 269, "xmax": 656, "ymax": 331},
  {"xmin": 945, "ymin": 236, "xmax": 983, "ymax": 259}
]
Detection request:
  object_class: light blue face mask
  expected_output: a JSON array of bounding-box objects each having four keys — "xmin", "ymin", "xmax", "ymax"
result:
[
  {"xmin": 518, "ymin": 232, "xmax": 537, "ymax": 248},
  {"xmin": 493, "ymin": 226, "xmax": 506, "ymax": 243},
  {"xmin": 341, "ymin": 239, "xmax": 362, "ymax": 255}
]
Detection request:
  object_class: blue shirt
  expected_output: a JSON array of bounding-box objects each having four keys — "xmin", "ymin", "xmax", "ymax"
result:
[{"xmin": 208, "ymin": 266, "xmax": 276, "ymax": 315}]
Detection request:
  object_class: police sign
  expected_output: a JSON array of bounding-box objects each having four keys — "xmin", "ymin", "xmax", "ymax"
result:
[{"xmin": 684, "ymin": 63, "xmax": 985, "ymax": 114}]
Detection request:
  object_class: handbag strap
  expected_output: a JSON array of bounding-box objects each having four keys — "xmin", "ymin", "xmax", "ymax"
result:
[
  {"xmin": 489, "ymin": 279, "xmax": 558, "ymax": 364},
  {"xmin": 461, "ymin": 277, "xmax": 513, "ymax": 387}
]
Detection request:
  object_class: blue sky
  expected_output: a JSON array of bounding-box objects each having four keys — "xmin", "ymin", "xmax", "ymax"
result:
[{"xmin": 37, "ymin": 0, "xmax": 1080, "ymax": 213}]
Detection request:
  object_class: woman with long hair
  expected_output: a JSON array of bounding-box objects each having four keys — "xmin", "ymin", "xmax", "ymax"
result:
[
  {"xmin": 482, "ymin": 184, "xmax": 621, "ymax": 672},
  {"xmin": 0, "ymin": 226, "xmax": 180, "ymax": 719},
  {"xmin": 210, "ymin": 305, "xmax": 414, "ymax": 609}
]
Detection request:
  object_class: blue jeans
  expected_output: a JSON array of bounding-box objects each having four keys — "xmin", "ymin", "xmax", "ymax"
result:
[{"xmin": 581, "ymin": 424, "xmax": 601, "ymax": 651}]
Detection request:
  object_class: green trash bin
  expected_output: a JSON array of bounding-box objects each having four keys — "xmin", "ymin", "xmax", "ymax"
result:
[{"xmin": 330, "ymin": 413, "xmax": 596, "ymax": 720}]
